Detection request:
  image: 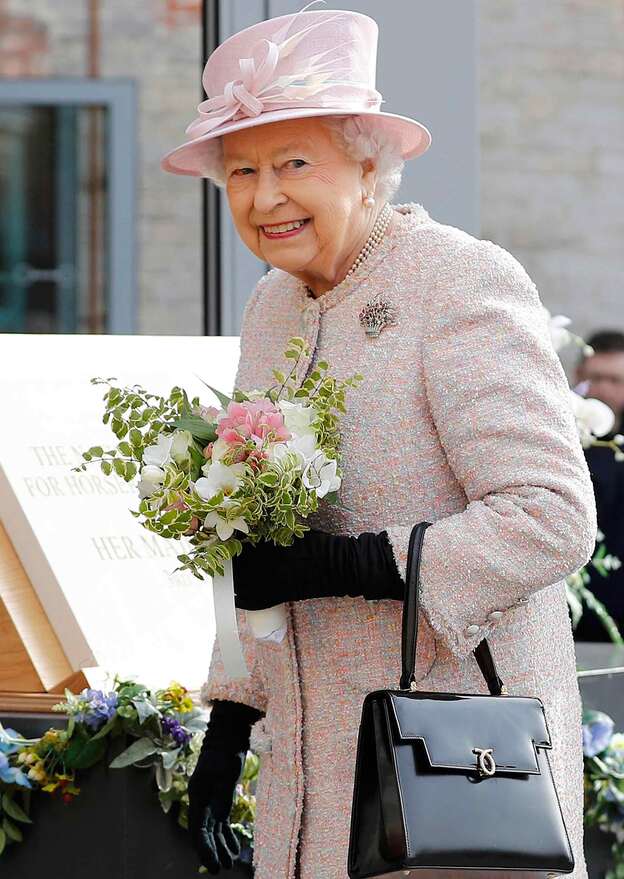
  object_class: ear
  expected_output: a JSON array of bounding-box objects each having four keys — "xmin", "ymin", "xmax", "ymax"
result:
[{"xmin": 360, "ymin": 158, "xmax": 377, "ymax": 195}]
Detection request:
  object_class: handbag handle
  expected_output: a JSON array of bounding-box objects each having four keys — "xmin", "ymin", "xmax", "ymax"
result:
[{"xmin": 399, "ymin": 521, "xmax": 507, "ymax": 696}]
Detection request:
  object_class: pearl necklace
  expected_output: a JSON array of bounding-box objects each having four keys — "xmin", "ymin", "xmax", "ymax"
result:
[
  {"xmin": 345, "ymin": 202, "xmax": 394, "ymax": 279},
  {"xmin": 305, "ymin": 202, "xmax": 394, "ymax": 296}
]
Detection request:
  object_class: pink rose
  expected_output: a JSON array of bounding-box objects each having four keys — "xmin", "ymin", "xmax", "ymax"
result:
[{"xmin": 215, "ymin": 400, "xmax": 291, "ymax": 462}]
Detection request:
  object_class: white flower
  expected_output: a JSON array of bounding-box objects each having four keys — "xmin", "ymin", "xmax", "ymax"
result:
[
  {"xmin": 603, "ymin": 554, "xmax": 622, "ymax": 571},
  {"xmin": 302, "ymin": 451, "xmax": 341, "ymax": 498},
  {"xmin": 137, "ymin": 464, "xmax": 166, "ymax": 499},
  {"xmin": 614, "ymin": 434, "xmax": 624, "ymax": 446},
  {"xmin": 170, "ymin": 429, "xmax": 194, "ymax": 465},
  {"xmin": 205, "ymin": 436, "xmax": 230, "ymax": 464},
  {"xmin": 267, "ymin": 432, "xmax": 318, "ymax": 466},
  {"xmin": 544, "ymin": 309, "xmax": 573, "ymax": 352},
  {"xmin": 277, "ymin": 399, "xmax": 317, "ymax": 439},
  {"xmin": 568, "ymin": 390, "xmax": 615, "ymax": 447},
  {"xmin": 195, "ymin": 460, "xmax": 247, "ymax": 502},
  {"xmin": 143, "ymin": 434, "xmax": 174, "ymax": 468},
  {"xmin": 203, "ymin": 509, "xmax": 249, "ymax": 541},
  {"xmin": 596, "ymin": 528, "xmax": 605, "ymax": 542}
]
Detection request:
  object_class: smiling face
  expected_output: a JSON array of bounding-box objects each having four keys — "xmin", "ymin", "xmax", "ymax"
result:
[{"xmin": 222, "ymin": 117, "xmax": 381, "ymax": 297}]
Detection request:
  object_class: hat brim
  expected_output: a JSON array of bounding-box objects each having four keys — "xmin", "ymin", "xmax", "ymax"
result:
[{"xmin": 160, "ymin": 107, "xmax": 432, "ymax": 177}]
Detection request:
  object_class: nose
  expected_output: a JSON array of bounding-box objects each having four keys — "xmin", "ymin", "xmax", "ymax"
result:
[{"xmin": 253, "ymin": 167, "xmax": 287, "ymax": 215}]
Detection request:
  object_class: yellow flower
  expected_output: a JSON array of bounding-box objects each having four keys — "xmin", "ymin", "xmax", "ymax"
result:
[
  {"xmin": 180, "ymin": 698, "xmax": 194, "ymax": 712},
  {"xmin": 167, "ymin": 681, "xmax": 187, "ymax": 698},
  {"xmin": 42, "ymin": 729, "xmax": 61, "ymax": 742}
]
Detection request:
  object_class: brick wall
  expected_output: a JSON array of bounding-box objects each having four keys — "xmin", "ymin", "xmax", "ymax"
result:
[{"xmin": 479, "ymin": 0, "xmax": 624, "ymax": 376}]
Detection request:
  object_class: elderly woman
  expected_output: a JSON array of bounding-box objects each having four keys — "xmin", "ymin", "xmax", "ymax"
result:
[{"xmin": 161, "ymin": 6, "xmax": 597, "ymax": 879}]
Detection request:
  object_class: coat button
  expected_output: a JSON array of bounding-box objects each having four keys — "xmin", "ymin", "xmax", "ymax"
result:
[
  {"xmin": 465, "ymin": 624, "xmax": 480, "ymax": 636},
  {"xmin": 487, "ymin": 610, "xmax": 504, "ymax": 620}
]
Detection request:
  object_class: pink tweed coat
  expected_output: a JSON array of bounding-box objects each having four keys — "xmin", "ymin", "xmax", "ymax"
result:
[{"xmin": 200, "ymin": 203, "xmax": 597, "ymax": 879}]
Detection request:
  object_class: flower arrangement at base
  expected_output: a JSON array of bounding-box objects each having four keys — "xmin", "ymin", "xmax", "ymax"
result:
[
  {"xmin": 582, "ymin": 708, "xmax": 624, "ymax": 879},
  {"xmin": 0, "ymin": 678, "xmax": 257, "ymax": 870}
]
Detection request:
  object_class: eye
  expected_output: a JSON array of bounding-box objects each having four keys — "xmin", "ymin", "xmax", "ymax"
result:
[
  {"xmin": 231, "ymin": 167, "xmax": 254, "ymax": 176},
  {"xmin": 286, "ymin": 159, "xmax": 307, "ymax": 169}
]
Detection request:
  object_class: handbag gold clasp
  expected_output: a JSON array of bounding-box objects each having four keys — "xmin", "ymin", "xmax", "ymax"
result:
[{"xmin": 472, "ymin": 747, "xmax": 496, "ymax": 777}]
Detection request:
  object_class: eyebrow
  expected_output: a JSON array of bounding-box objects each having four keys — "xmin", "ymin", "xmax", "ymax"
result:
[{"xmin": 224, "ymin": 140, "xmax": 315, "ymax": 163}]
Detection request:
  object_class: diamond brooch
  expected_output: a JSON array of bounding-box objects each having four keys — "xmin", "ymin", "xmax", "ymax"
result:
[{"xmin": 358, "ymin": 292, "xmax": 398, "ymax": 338}]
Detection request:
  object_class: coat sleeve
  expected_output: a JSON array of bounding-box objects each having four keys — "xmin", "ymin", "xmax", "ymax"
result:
[
  {"xmin": 199, "ymin": 278, "xmax": 268, "ymax": 713},
  {"xmin": 384, "ymin": 239, "xmax": 597, "ymax": 661},
  {"xmin": 200, "ymin": 608, "xmax": 268, "ymax": 714}
]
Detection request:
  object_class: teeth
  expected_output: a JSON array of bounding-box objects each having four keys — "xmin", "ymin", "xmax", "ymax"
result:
[{"xmin": 263, "ymin": 219, "xmax": 306, "ymax": 233}]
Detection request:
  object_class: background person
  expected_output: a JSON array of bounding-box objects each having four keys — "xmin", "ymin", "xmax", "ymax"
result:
[{"xmin": 574, "ymin": 330, "xmax": 624, "ymax": 641}]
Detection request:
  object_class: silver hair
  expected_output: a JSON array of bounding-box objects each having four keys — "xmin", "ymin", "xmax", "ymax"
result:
[{"xmin": 196, "ymin": 114, "xmax": 405, "ymax": 204}]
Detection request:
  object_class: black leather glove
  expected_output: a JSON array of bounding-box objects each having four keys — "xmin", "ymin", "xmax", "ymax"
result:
[
  {"xmin": 233, "ymin": 527, "xmax": 404, "ymax": 611},
  {"xmin": 188, "ymin": 699, "xmax": 264, "ymax": 874}
]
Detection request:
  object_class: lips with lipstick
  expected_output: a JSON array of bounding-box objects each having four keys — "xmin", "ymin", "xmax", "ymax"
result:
[{"xmin": 260, "ymin": 218, "xmax": 311, "ymax": 239}]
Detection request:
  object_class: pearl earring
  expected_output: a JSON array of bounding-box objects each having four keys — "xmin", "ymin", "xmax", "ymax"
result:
[{"xmin": 363, "ymin": 194, "xmax": 375, "ymax": 207}]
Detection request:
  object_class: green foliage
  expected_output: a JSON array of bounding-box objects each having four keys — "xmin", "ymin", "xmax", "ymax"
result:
[
  {"xmin": 566, "ymin": 538, "xmax": 623, "ymax": 643},
  {"xmin": 73, "ymin": 379, "xmax": 206, "ymax": 482},
  {"xmin": 63, "ymin": 732, "xmax": 107, "ymax": 770}
]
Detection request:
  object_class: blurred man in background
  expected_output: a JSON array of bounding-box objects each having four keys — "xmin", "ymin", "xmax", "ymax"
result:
[{"xmin": 574, "ymin": 331, "xmax": 624, "ymax": 641}]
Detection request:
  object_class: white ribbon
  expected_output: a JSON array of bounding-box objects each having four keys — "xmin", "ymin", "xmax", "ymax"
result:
[
  {"xmin": 212, "ymin": 557, "xmax": 250, "ymax": 680},
  {"xmin": 212, "ymin": 558, "xmax": 289, "ymax": 680}
]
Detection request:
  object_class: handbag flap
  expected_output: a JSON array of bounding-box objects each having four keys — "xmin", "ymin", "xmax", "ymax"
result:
[{"xmin": 387, "ymin": 691, "xmax": 552, "ymax": 775}]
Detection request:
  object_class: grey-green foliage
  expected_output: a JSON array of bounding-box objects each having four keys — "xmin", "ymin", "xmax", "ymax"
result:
[{"xmin": 73, "ymin": 380, "xmax": 212, "ymax": 482}]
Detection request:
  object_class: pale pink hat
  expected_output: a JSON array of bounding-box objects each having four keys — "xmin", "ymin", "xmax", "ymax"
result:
[{"xmin": 161, "ymin": 1, "xmax": 431, "ymax": 177}]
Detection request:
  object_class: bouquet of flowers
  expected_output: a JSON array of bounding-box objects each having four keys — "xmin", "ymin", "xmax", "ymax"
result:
[{"xmin": 74, "ymin": 336, "xmax": 363, "ymax": 674}]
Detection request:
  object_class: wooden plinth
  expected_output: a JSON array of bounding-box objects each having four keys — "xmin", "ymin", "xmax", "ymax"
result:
[{"xmin": 0, "ymin": 521, "xmax": 92, "ymax": 706}]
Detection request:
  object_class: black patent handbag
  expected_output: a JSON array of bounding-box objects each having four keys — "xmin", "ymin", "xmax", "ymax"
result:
[{"xmin": 347, "ymin": 521, "xmax": 575, "ymax": 879}]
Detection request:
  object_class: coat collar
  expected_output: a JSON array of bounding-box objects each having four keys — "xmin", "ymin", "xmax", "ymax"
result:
[{"xmin": 280, "ymin": 202, "xmax": 430, "ymax": 314}]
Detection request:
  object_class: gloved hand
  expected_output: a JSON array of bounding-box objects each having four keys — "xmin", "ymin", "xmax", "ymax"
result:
[
  {"xmin": 233, "ymin": 527, "xmax": 404, "ymax": 611},
  {"xmin": 188, "ymin": 699, "xmax": 264, "ymax": 874}
]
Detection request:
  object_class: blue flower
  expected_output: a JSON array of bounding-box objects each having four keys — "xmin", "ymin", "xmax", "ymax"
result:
[
  {"xmin": 0, "ymin": 752, "xmax": 32, "ymax": 788},
  {"xmin": 582, "ymin": 710, "xmax": 615, "ymax": 757},
  {"xmin": 75, "ymin": 689, "xmax": 119, "ymax": 731},
  {"xmin": 0, "ymin": 728, "xmax": 24, "ymax": 756},
  {"xmin": 161, "ymin": 715, "xmax": 191, "ymax": 747}
]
